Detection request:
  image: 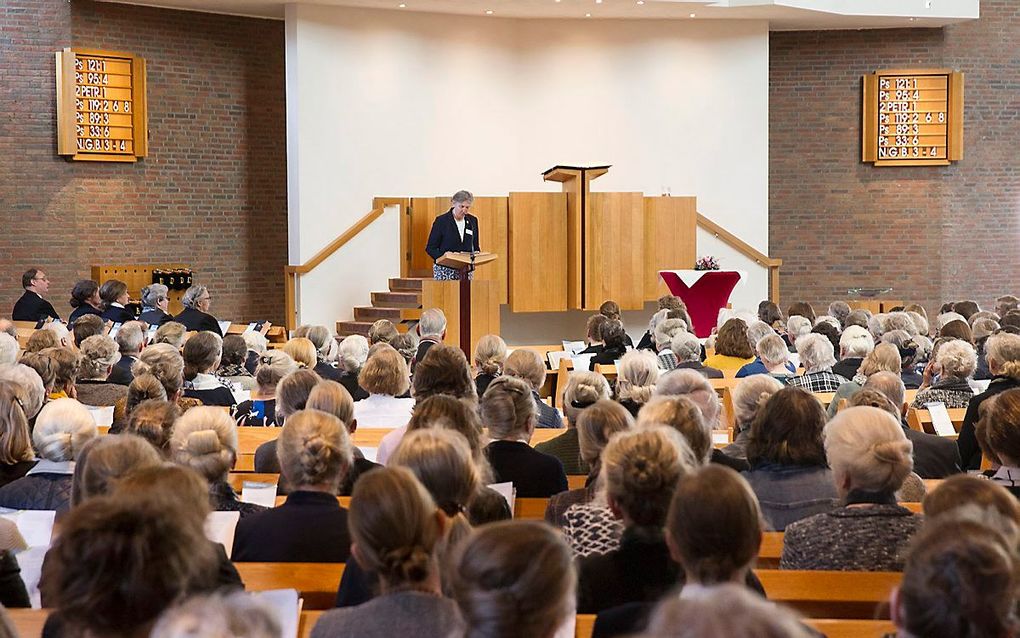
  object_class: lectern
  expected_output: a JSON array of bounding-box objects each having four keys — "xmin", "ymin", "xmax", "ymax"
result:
[{"xmin": 434, "ymin": 251, "xmax": 498, "ymax": 357}]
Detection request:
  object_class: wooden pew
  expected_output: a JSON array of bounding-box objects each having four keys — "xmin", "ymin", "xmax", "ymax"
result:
[
  {"xmin": 906, "ymin": 406, "xmax": 967, "ymax": 435},
  {"xmin": 235, "ymin": 562, "xmax": 345, "ymax": 610},
  {"xmin": 754, "ymin": 569, "xmax": 900, "ymax": 618},
  {"xmin": 805, "ymin": 619, "xmax": 896, "ymax": 638},
  {"xmin": 758, "ymin": 531, "xmax": 784, "ymax": 569}
]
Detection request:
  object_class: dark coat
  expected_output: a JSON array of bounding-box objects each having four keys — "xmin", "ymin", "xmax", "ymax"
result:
[
  {"xmin": 12, "ymin": 292, "xmax": 59, "ymax": 323},
  {"xmin": 674, "ymin": 360, "xmax": 724, "ymax": 379},
  {"xmin": 577, "ymin": 527, "xmax": 679, "ymax": 614},
  {"xmin": 903, "ymin": 425, "xmax": 962, "ymax": 479},
  {"xmin": 425, "ymin": 210, "xmax": 480, "ymax": 261},
  {"xmin": 101, "ymin": 305, "xmax": 134, "ymax": 324},
  {"xmin": 67, "ymin": 304, "xmax": 102, "ymax": 325},
  {"xmin": 411, "ymin": 338, "xmax": 440, "ymax": 373},
  {"xmin": 0, "ymin": 474, "xmax": 73, "ymax": 513},
  {"xmin": 184, "ymin": 385, "xmax": 236, "ymax": 408},
  {"xmin": 174, "ymin": 307, "xmax": 222, "ymax": 335},
  {"xmin": 108, "ymin": 354, "xmax": 136, "ymax": 386},
  {"xmin": 959, "ymin": 376, "xmax": 1020, "ymax": 469},
  {"xmin": 485, "ymin": 440, "xmax": 568, "ymax": 498},
  {"xmin": 337, "ymin": 371, "xmax": 369, "ymax": 401},
  {"xmin": 231, "ymin": 491, "xmax": 352, "ymax": 562},
  {"xmin": 832, "ymin": 357, "xmax": 864, "ymax": 381},
  {"xmin": 138, "ymin": 308, "xmax": 173, "ymax": 327}
]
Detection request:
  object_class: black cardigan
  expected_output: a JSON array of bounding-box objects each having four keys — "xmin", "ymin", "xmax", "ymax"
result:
[{"xmin": 425, "ymin": 210, "xmax": 480, "ymax": 261}]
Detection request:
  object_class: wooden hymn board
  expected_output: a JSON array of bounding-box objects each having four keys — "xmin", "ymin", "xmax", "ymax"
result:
[
  {"xmin": 862, "ymin": 69, "xmax": 963, "ymax": 167},
  {"xmin": 55, "ymin": 48, "xmax": 148, "ymax": 162}
]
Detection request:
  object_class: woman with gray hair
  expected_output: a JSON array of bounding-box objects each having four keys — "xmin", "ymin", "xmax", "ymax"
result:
[
  {"xmin": 788, "ymin": 333, "xmax": 849, "ymax": 393},
  {"xmin": 336, "ymin": 335, "xmax": 370, "ymax": 401},
  {"xmin": 425, "ymin": 190, "xmax": 479, "ymax": 281},
  {"xmin": 781, "ymin": 406, "xmax": 921, "ymax": 571},
  {"xmin": 241, "ymin": 330, "xmax": 268, "ymax": 375},
  {"xmin": 615, "ymin": 349, "xmax": 659, "ymax": 416},
  {"xmin": 75, "ymin": 335, "xmax": 128, "ymax": 407},
  {"xmin": 653, "ymin": 319, "xmax": 687, "ymax": 371},
  {"xmin": 722, "ymin": 374, "xmax": 783, "ymax": 461},
  {"xmin": 138, "ymin": 283, "xmax": 172, "ymax": 327},
  {"xmin": 912, "ymin": 339, "xmax": 976, "ymax": 409},
  {"xmin": 959, "ymin": 332, "xmax": 1020, "ymax": 469},
  {"xmin": 737, "ymin": 326, "xmax": 796, "ymax": 379},
  {"xmin": 670, "ymin": 331, "xmax": 722, "ymax": 378},
  {"xmin": 173, "ymin": 285, "xmax": 222, "ymax": 336},
  {"xmin": 833, "ymin": 324, "xmax": 875, "ymax": 380}
]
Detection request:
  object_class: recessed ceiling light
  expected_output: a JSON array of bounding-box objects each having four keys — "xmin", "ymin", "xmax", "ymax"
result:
[
  {"xmin": 398, "ymin": 3, "xmax": 405, "ymax": 6},
  {"xmin": 585, "ymin": 12, "xmax": 591, "ymax": 16},
  {"xmin": 689, "ymin": 12, "xmax": 696, "ymax": 17},
  {"xmin": 485, "ymin": 9, "xmax": 493, "ymax": 13},
  {"xmin": 909, "ymin": 17, "xmax": 916, "ymax": 21},
  {"xmin": 595, "ymin": 0, "xmax": 602, "ymax": 4},
  {"xmin": 636, "ymin": 1, "xmax": 643, "ymax": 4}
]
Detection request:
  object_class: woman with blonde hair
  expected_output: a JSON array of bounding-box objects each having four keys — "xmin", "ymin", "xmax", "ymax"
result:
[
  {"xmin": 75, "ymin": 335, "xmax": 128, "ymax": 407},
  {"xmin": 483, "ymin": 376, "xmax": 567, "ymax": 497},
  {"xmin": 616, "ymin": 349, "xmax": 659, "ymax": 417},
  {"xmin": 39, "ymin": 347, "xmax": 80, "ymax": 400},
  {"xmin": 781, "ymin": 406, "xmax": 920, "ymax": 571},
  {"xmin": 154, "ymin": 321, "xmax": 187, "ymax": 350},
  {"xmin": 116, "ymin": 344, "xmax": 200, "ymax": 425},
  {"xmin": 73, "ymin": 434, "xmax": 162, "ymax": 505},
  {"xmin": 234, "ymin": 350, "xmax": 297, "ymax": 427},
  {"xmin": 637, "ymin": 395, "xmax": 718, "ymax": 467},
  {"xmin": 306, "ymin": 380, "xmax": 380, "ymax": 497},
  {"xmin": 122, "ymin": 399, "xmax": 179, "ymax": 457},
  {"xmin": 172, "ymin": 406, "xmax": 266, "ymax": 518},
  {"xmin": 473, "ymin": 334, "xmax": 506, "ymax": 398},
  {"xmin": 283, "ymin": 337, "xmax": 317, "ymax": 370},
  {"xmin": 0, "ymin": 381, "xmax": 38, "ymax": 488},
  {"xmin": 354, "ymin": 344, "xmax": 414, "ymax": 428},
  {"xmin": 959, "ymin": 332, "xmax": 1020, "ymax": 469},
  {"xmin": 535, "ymin": 371, "xmax": 611, "ymax": 475},
  {"xmin": 449, "ymin": 520, "xmax": 576, "ymax": 638},
  {"xmin": 502, "ymin": 348, "xmax": 562, "ymax": 428},
  {"xmin": 232, "ymin": 409, "xmax": 354, "ymax": 562}
]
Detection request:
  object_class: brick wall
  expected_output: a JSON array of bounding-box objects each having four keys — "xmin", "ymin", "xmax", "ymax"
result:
[
  {"xmin": 0, "ymin": 0, "xmax": 286, "ymax": 324},
  {"xmin": 770, "ymin": 1, "xmax": 1020, "ymax": 317}
]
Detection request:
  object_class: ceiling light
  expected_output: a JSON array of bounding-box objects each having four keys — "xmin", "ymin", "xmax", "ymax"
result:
[
  {"xmin": 398, "ymin": 3, "xmax": 405, "ymax": 6},
  {"xmin": 585, "ymin": 12, "xmax": 591, "ymax": 16},
  {"xmin": 689, "ymin": 12, "xmax": 696, "ymax": 17},
  {"xmin": 636, "ymin": 1, "xmax": 643, "ymax": 4},
  {"xmin": 595, "ymin": 0, "xmax": 602, "ymax": 4},
  {"xmin": 485, "ymin": 9, "xmax": 493, "ymax": 13}
]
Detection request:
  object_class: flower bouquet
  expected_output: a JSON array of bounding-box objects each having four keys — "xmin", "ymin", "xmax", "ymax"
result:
[{"xmin": 694, "ymin": 255, "xmax": 720, "ymax": 271}]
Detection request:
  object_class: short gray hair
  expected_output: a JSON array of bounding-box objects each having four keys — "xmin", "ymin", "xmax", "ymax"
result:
[
  {"xmin": 654, "ymin": 319, "xmax": 687, "ymax": 351},
  {"xmin": 906, "ymin": 311, "xmax": 929, "ymax": 337},
  {"xmin": 670, "ymin": 330, "xmax": 702, "ymax": 363},
  {"xmin": 141, "ymin": 284, "xmax": 169, "ymax": 309},
  {"xmin": 452, "ymin": 190, "xmax": 474, "ymax": 203},
  {"xmin": 242, "ymin": 330, "xmax": 268, "ymax": 354},
  {"xmin": 936, "ymin": 312, "xmax": 967, "ymax": 330},
  {"xmin": 115, "ymin": 321, "xmax": 146, "ymax": 354},
  {"xmin": 181, "ymin": 285, "xmax": 208, "ymax": 309},
  {"xmin": 731, "ymin": 374, "xmax": 783, "ymax": 430},
  {"xmin": 936, "ymin": 339, "xmax": 978, "ymax": 379},
  {"xmin": 839, "ymin": 325, "xmax": 875, "ymax": 358},
  {"xmin": 418, "ymin": 308, "xmax": 447, "ymax": 339},
  {"xmin": 828, "ymin": 301, "xmax": 851, "ymax": 324},
  {"xmin": 0, "ymin": 334, "xmax": 18, "ymax": 366},
  {"xmin": 884, "ymin": 312, "xmax": 917, "ymax": 336},
  {"xmin": 863, "ymin": 370, "xmax": 906, "ymax": 411},
  {"xmin": 796, "ymin": 333, "xmax": 836, "ymax": 373},
  {"xmin": 786, "ymin": 315, "xmax": 812, "ymax": 341},
  {"xmin": 868, "ymin": 313, "xmax": 886, "ymax": 339},
  {"xmin": 824, "ymin": 406, "xmax": 913, "ymax": 494},
  {"xmin": 338, "ymin": 335, "xmax": 369, "ymax": 373},
  {"xmin": 745, "ymin": 321, "xmax": 775, "ymax": 350},
  {"xmin": 654, "ymin": 369, "xmax": 720, "ymax": 427},
  {"xmin": 151, "ymin": 592, "xmax": 281, "ymax": 638},
  {"xmin": 0, "ymin": 364, "xmax": 46, "ymax": 419},
  {"xmin": 757, "ymin": 334, "xmax": 789, "ymax": 367},
  {"xmin": 305, "ymin": 325, "xmax": 331, "ymax": 353}
]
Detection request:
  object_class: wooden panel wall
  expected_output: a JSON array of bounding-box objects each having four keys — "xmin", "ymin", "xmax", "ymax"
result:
[
  {"xmin": 421, "ymin": 279, "xmax": 500, "ymax": 355},
  {"xmin": 408, "ymin": 198, "xmax": 444, "ymax": 278},
  {"xmin": 585, "ymin": 192, "xmax": 645, "ymax": 311},
  {"xmin": 508, "ymin": 192, "xmax": 568, "ymax": 312},
  {"xmin": 469, "ymin": 197, "xmax": 509, "ymax": 304},
  {"xmin": 643, "ymin": 196, "xmax": 697, "ymax": 300}
]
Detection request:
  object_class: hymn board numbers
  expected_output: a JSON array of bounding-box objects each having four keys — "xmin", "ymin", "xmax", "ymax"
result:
[
  {"xmin": 862, "ymin": 69, "xmax": 963, "ymax": 167},
  {"xmin": 55, "ymin": 48, "xmax": 148, "ymax": 162}
]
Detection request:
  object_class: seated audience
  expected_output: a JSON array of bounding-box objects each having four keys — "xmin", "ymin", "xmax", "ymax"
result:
[
  {"xmin": 306, "ymin": 381, "xmax": 379, "ymax": 496},
  {"xmin": 473, "ymin": 334, "xmax": 505, "ymax": 398},
  {"xmin": 70, "ymin": 314, "xmax": 102, "ymax": 350},
  {"xmin": 827, "ymin": 300, "xmax": 851, "ymax": 327},
  {"xmin": 484, "ymin": 376, "xmax": 568, "ymax": 497},
  {"xmin": 24, "ymin": 329, "xmax": 60, "ymax": 354},
  {"xmin": 0, "ymin": 381, "xmax": 38, "ymax": 488},
  {"xmin": 892, "ymin": 519, "xmax": 1016, "ymax": 638},
  {"xmin": 412, "ymin": 309, "xmax": 446, "ymax": 372},
  {"xmin": 832, "ymin": 324, "xmax": 874, "ymax": 380},
  {"xmin": 72, "ymin": 434, "xmax": 162, "ymax": 505},
  {"xmin": 283, "ymin": 336, "xmax": 317, "ymax": 370},
  {"xmin": 913, "ymin": 338, "xmax": 976, "ymax": 408},
  {"xmin": 599, "ymin": 300, "xmax": 637, "ymax": 348},
  {"xmin": 747, "ymin": 334, "xmax": 795, "ymax": 382},
  {"xmin": 643, "ymin": 583, "xmax": 815, "ymax": 638},
  {"xmin": 653, "ymin": 368, "xmax": 722, "ymax": 429},
  {"xmin": 653, "ymin": 319, "xmax": 687, "ymax": 371},
  {"xmin": 827, "ymin": 342, "xmax": 902, "ymax": 418},
  {"xmin": 0, "ymin": 398, "xmax": 97, "ymax": 512},
  {"xmin": 174, "ymin": 285, "xmax": 222, "ymax": 335},
  {"xmin": 787, "ymin": 301, "xmax": 817, "ymax": 324},
  {"xmin": 123, "ymin": 344, "xmax": 201, "ymax": 419},
  {"xmin": 353, "ymin": 344, "xmax": 414, "ymax": 428},
  {"xmin": 940, "ymin": 318, "xmax": 974, "ymax": 344},
  {"xmin": 252, "ymin": 369, "xmax": 322, "ymax": 473},
  {"xmin": 301, "ymin": 325, "xmax": 340, "ymax": 380},
  {"xmin": 18, "ymin": 351, "xmax": 58, "ymax": 401},
  {"xmin": 787, "ymin": 333, "xmax": 849, "ymax": 392},
  {"xmin": 232, "ymin": 409, "xmax": 354, "ymax": 562},
  {"xmin": 972, "ymin": 317, "xmax": 1000, "ymax": 380},
  {"xmin": 636, "ymin": 296, "xmax": 684, "ymax": 350},
  {"xmin": 785, "ymin": 314, "xmax": 813, "ymax": 348},
  {"xmin": 336, "ymin": 334, "xmax": 370, "ymax": 401},
  {"xmin": 758, "ymin": 299, "xmax": 785, "ymax": 331},
  {"xmin": 811, "ymin": 320, "xmax": 842, "ymax": 355},
  {"xmin": 138, "ymin": 283, "xmax": 173, "ymax": 327},
  {"xmin": 152, "ymin": 592, "xmax": 281, "ymax": 638},
  {"xmin": 959, "ymin": 331, "xmax": 1020, "ymax": 469},
  {"xmin": 702, "ymin": 318, "xmax": 754, "ymax": 371},
  {"xmin": 781, "ymin": 405, "xmax": 921, "ymax": 571},
  {"xmin": 389, "ymin": 332, "xmax": 418, "ymax": 365},
  {"xmin": 669, "ymin": 330, "xmax": 721, "ymax": 378},
  {"xmin": 43, "ymin": 321, "xmax": 73, "ymax": 350},
  {"xmin": 123, "ymin": 399, "xmax": 179, "ymax": 457},
  {"xmin": 503, "ymin": 348, "xmax": 561, "ymax": 428},
  {"xmin": 182, "ymin": 331, "xmax": 235, "ymax": 407},
  {"xmin": 721, "ymin": 374, "xmax": 783, "ymax": 461},
  {"xmin": 242, "ymin": 329, "xmax": 268, "ymax": 375},
  {"xmin": 67, "ymin": 279, "xmax": 102, "ymax": 324},
  {"xmin": 590, "ymin": 319, "xmax": 628, "ymax": 370},
  {"xmin": 234, "ymin": 350, "xmax": 297, "ymax": 427},
  {"xmin": 579, "ymin": 313, "xmax": 609, "ymax": 355},
  {"xmin": 922, "ymin": 474, "xmax": 1020, "ymax": 545},
  {"xmin": 12, "ymin": 268, "xmax": 59, "ymax": 322},
  {"xmin": 154, "ymin": 320, "xmax": 187, "ymax": 350},
  {"xmin": 854, "ymin": 374, "xmax": 962, "ymax": 479},
  {"xmin": 376, "ymin": 344, "xmax": 477, "ymax": 464},
  {"xmin": 449, "ymin": 520, "xmax": 575, "ymax": 638},
  {"xmin": 615, "ymin": 350, "xmax": 659, "ymax": 417},
  {"xmin": 576, "ymin": 427, "xmax": 695, "ymax": 613},
  {"xmin": 881, "ymin": 329, "xmax": 925, "ymax": 389},
  {"xmin": 98, "ymin": 279, "xmax": 134, "ymax": 324},
  {"xmin": 109, "ymin": 320, "xmax": 145, "ymax": 386},
  {"xmin": 743, "ymin": 387, "xmax": 837, "ymax": 530},
  {"xmin": 367, "ymin": 319, "xmax": 399, "ymax": 346},
  {"xmin": 74, "ymin": 335, "xmax": 127, "ymax": 406},
  {"xmin": 735, "ymin": 321, "xmax": 789, "ymax": 377},
  {"xmin": 545, "ymin": 400, "xmax": 632, "ymax": 527},
  {"xmin": 977, "ymin": 388, "xmax": 1020, "ymax": 497},
  {"xmin": 216, "ymin": 334, "xmax": 255, "ymax": 391},
  {"xmin": 0, "ymin": 363, "xmax": 48, "ymax": 425},
  {"xmin": 639, "ymin": 394, "xmax": 746, "ymax": 471},
  {"xmin": 172, "ymin": 406, "xmax": 266, "ymax": 518},
  {"xmin": 39, "ymin": 346, "xmax": 80, "ymax": 400},
  {"xmin": 312, "ymin": 468, "xmax": 461, "ymax": 638},
  {"xmin": 0, "ymin": 335, "xmax": 16, "ymax": 367},
  {"xmin": 536, "ymin": 371, "xmax": 611, "ymax": 475}
]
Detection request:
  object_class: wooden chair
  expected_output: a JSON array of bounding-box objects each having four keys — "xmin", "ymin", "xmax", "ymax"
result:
[
  {"xmin": 555, "ymin": 359, "xmax": 573, "ymax": 410},
  {"xmin": 567, "ymin": 474, "xmax": 587, "ymax": 490},
  {"xmin": 754, "ymin": 569, "xmax": 900, "ymax": 618},
  {"xmin": 593, "ymin": 363, "xmax": 617, "ymax": 382},
  {"xmin": 905, "ymin": 406, "xmax": 967, "ymax": 435},
  {"xmin": 234, "ymin": 562, "xmax": 345, "ymax": 610}
]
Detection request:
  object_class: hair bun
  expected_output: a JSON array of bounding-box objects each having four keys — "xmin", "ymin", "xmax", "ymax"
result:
[
  {"xmin": 186, "ymin": 429, "xmax": 222, "ymax": 456},
  {"xmin": 871, "ymin": 439, "xmax": 911, "ymax": 465},
  {"xmin": 383, "ymin": 545, "xmax": 431, "ymax": 583},
  {"xmin": 299, "ymin": 435, "xmax": 337, "ymax": 481},
  {"xmin": 573, "ymin": 383, "xmax": 601, "ymax": 405}
]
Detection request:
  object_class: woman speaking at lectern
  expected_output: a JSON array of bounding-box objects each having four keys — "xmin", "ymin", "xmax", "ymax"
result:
[{"xmin": 425, "ymin": 190, "xmax": 480, "ymax": 280}]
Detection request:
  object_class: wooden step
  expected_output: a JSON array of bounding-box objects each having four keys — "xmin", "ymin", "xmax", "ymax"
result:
[
  {"xmin": 371, "ymin": 291, "xmax": 421, "ymax": 308},
  {"xmin": 336, "ymin": 320, "xmax": 410, "ymax": 338},
  {"xmin": 354, "ymin": 306, "xmax": 422, "ymax": 322},
  {"xmin": 388, "ymin": 277, "xmax": 425, "ymax": 292}
]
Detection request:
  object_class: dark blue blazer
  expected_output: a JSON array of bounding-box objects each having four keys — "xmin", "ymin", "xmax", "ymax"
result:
[
  {"xmin": 67, "ymin": 304, "xmax": 102, "ymax": 325},
  {"xmin": 101, "ymin": 305, "xmax": 135, "ymax": 324},
  {"xmin": 138, "ymin": 308, "xmax": 173, "ymax": 327},
  {"xmin": 12, "ymin": 292, "xmax": 59, "ymax": 323},
  {"xmin": 174, "ymin": 307, "xmax": 223, "ymax": 336},
  {"xmin": 425, "ymin": 210, "xmax": 480, "ymax": 261}
]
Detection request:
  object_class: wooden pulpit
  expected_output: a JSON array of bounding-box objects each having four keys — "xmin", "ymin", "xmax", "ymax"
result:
[{"xmin": 424, "ymin": 252, "xmax": 500, "ymax": 358}]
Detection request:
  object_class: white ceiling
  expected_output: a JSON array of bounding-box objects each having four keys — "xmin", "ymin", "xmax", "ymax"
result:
[{"xmin": 97, "ymin": 0, "xmax": 979, "ymax": 27}]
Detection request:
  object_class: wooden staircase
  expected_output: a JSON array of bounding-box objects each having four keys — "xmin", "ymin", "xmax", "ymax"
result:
[{"xmin": 336, "ymin": 277, "xmax": 425, "ymax": 338}]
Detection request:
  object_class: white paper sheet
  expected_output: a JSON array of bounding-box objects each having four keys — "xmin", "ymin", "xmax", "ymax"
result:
[
  {"xmin": 488, "ymin": 482, "xmax": 515, "ymax": 515},
  {"xmin": 570, "ymin": 353, "xmax": 595, "ymax": 373},
  {"xmin": 561, "ymin": 340, "xmax": 586, "ymax": 355},
  {"xmin": 250, "ymin": 589, "xmax": 301, "ymax": 638},
  {"xmin": 926, "ymin": 402, "xmax": 957, "ymax": 437},
  {"xmin": 0, "ymin": 511, "xmax": 56, "ymax": 609},
  {"xmin": 360, "ymin": 447, "xmax": 379, "ymax": 464},
  {"xmin": 231, "ymin": 389, "xmax": 251, "ymax": 405},
  {"xmin": 240, "ymin": 482, "xmax": 278, "ymax": 508},
  {"xmin": 547, "ymin": 350, "xmax": 572, "ymax": 370},
  {"xmin": 218, "ymin": 321, "xmax": 232, "ymax": 335},
  {"xmin": 205, "ymin": 511, "xmax": 241, "ymax": 559},
  {"xmin": 86, "ymin": 405, "xmax": 114, "ymax": 427},
  {"xmin": 711, "ymin": 430, "xmax": 730, "ymax": 445}
]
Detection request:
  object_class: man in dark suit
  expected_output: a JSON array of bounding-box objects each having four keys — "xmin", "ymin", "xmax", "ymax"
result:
[
  {"xmin": 12, "ymin": 269, "xmax": 60, "ymax": 323},
  {"xmin": 864, "ymin": 372, "xmax": 963, "ymax": 479},
  {"xmin": 425, "ymin": 190, "xmax": 480, "ymax": 280},
  {"xmin": 411, "ymin": 308, "xmax": 446, "ymax": 373}
]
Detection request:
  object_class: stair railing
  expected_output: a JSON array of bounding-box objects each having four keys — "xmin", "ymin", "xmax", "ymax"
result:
[{"xmin": 696, "ymin": 213, "xmax": 783, "ymax": 304}]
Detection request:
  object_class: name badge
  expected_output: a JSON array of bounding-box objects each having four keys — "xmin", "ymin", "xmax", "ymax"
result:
[{"xmin": 465, "ymin": 228, "xmax": 473, "ymax": 236}]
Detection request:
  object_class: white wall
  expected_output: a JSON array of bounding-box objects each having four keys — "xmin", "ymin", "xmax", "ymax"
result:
[{"xmin": 286, "ymin": 4, "xmax": 769, "ymax": 335}]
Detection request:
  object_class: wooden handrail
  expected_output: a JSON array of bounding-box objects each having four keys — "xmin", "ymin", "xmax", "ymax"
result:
[
  {"xmin": 696, "ymin": 211, "xmax": 783, "ymax": 304},
  {"xmin": 286, "ymin": 207, "xmax": 385, "ymax": 276}
]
